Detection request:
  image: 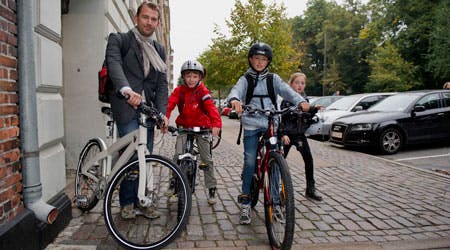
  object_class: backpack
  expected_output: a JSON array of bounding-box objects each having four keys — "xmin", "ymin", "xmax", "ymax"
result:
[
  {"xmin": 98, "ymin": 32, "xmax": 132, "ymax": 103},
  {"xmin": 244, "ymin": 73, "xmax": 277, "ymax": 108},
  {"xmin": 236, "ymin": 73, "xmax": 277, "ymax": 144}
]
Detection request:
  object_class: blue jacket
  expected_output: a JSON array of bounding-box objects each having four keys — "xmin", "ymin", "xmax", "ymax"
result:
[{"xmin": 227, "ymin": 69, "xmax": 306, "ymax": 130}]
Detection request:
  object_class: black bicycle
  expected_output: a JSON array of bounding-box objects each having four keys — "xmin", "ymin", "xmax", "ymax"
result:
[{"xmin": 168, "ymin": 126, "xmax": 216, "ymax": 194}]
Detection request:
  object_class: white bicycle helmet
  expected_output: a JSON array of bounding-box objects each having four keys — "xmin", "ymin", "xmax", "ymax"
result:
[{"xmin": 180, "ymin": 60, "xmax": 205, "ymax": 77}]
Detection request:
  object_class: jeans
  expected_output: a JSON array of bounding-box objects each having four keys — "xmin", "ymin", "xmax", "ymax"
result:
[
  {"xmin": 117, "ymin": 113, "xmax": 155, "ymax": 207},
  {"xmin": 241, "ymin": 128, "xmax": 266, "ymax": 202}
]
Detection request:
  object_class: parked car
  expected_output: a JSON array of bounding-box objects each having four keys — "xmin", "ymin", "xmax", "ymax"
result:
[
  {"xmin": 309, "ymin": 95, "xmax": 344, "ymax": 108},
  {"xmin": 329, "ymin": 90, "xmax": 450, "ymax": 154},
  {"xmin": 306, "ymin": 92, "xmax": 395, "ymax": 140}
]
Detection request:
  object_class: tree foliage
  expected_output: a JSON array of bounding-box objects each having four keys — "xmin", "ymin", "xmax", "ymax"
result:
[
  {"xmin": 193, "ymin": 0, "xmax": 449, "ymax": 97},
  {"xmin": 365, "ymin": 41, "xmax": 418, "ymax": 92},
  {"xmin": 198, "ymin": 0, "xmax": 302, "ymax": 95}
]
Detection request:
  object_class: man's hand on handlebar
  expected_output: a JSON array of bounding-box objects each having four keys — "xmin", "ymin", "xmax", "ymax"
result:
[
  {"xmin": 123, "ymin": 89, "xmax": 142, "ymax": 109},
  {"xmin": 160, "ymin": 115, "xmax": 169, "ymax": 133}
]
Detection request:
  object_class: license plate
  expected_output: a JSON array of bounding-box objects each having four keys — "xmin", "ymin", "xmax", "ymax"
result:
[{"xmin": 331, "ymin": 131, "xmax": 342, "ymax": 139}]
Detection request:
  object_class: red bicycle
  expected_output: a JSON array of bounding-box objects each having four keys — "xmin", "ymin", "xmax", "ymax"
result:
[{"xmin": 243, "ymin": 105, "xmax": 295, "ymax": 250}]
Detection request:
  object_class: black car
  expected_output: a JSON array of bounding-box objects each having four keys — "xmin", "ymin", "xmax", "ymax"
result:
[{"xmin": 329, "ymin": 90, "xmax": 450, "ymax": 154}]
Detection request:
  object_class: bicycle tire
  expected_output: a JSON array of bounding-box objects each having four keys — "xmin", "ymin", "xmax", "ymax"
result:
[
  {"xmin": 264, "ymin": 152, "xmax": 295, "ymax": 250},
  {"xmin": 75, "ymin": 139, "xmax": 104, "ymax": 212},
  {"xmin": 104, "ymin": 155, "xmax": 191, "ymax": 250},
  {"xmin": 178, "ymin": 159, "xmax": 196, "ymax": 193}
]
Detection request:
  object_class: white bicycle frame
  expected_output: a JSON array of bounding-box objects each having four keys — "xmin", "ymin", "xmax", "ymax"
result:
[{"xmin": 81, "ymin": 112, "xmax": 155, "ymax": 207}]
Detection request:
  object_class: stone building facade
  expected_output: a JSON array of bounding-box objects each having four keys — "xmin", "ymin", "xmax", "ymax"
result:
[{"xmin": 0, "ymin": 1, "xmax": 172, "ymax": 249}]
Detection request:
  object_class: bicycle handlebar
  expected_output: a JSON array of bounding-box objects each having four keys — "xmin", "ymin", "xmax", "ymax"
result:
[
  {"xmin": 242, "ymin": 104, "xmax": 301, "ymax": 116},
  {"xmin": 138, "ymin": 102, "xmax": 165, "ymax": 126},
  {"xmin": 167, "ymin": 126, "xmax": 212, "ymax": 136}
]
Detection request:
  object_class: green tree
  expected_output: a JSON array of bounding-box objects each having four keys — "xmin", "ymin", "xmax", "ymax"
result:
[
  {"xmin": 364, "ymin": 0, "xmax": 449, "ymax": 88},
  {"xmin": 290, "ymin": 0, "xmax": 334, "ymax": 95},
  {"xmin": 365, "ymin": 41, "xmax": 417, "ymax": 92},
  {"xmin": 198, "ymin": 0, "xmax": 302, "ymax": 93},
  {"xmin": 427, "ymin": 0, "xmax": 450, "ymax": 82}
]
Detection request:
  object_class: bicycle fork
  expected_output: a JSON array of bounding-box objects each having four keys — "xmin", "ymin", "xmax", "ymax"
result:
[{"xmin": 137, "ymin": 119, "xmax": 154, "ymax": 208}]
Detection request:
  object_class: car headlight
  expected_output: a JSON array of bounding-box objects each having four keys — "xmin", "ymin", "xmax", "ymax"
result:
[{"xmin": 350, "ymin": 123, "xmax": 373, "ymax": 131}]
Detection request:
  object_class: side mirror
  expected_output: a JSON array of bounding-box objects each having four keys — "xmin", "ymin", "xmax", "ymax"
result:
[
  {"xmin": 353, "ymin": 105, "xmax": 363, "ymax": 112},
  {"xmin": 413, "ymin": 105, "xmax": 426, "ymax": 112}
]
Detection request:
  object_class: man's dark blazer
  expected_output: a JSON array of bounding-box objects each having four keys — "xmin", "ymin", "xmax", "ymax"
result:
[{"xmin": 105, "ymin": 30, "xmax": 168, "ymax": 124}]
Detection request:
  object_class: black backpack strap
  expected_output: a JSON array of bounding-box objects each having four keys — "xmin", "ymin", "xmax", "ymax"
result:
[
  {"xmin": 266, "ymin": 73, "xmax": 277, "ymax": 108},
  {"xmin": 244, "ymin": 73, "xmax": 256, "ymax": 105}
]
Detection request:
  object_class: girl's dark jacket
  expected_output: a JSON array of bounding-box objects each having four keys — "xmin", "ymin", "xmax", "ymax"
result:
[{"xmin": 279, "ymin": 98, "xmax": 318, "ymax": 136}]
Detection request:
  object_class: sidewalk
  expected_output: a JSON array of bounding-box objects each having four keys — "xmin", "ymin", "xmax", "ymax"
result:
[{"xmin": 47, "ymin": 118, "xmax": 450, "ymax": 249}]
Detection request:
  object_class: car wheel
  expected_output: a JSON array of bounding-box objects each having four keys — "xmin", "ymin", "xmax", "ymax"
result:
[{"xmin": 378, "ymin": 128, "xmax": 402, "ymax": 154}]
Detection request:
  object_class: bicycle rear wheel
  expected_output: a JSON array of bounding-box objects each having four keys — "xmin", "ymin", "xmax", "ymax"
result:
[
  {"xmin": 104, "ymin": 155, "xmax": 191, "ymax": 250},
  {"xmin": 264, "ymin": 152, "xmax": 295, "ymax": 250},
  {"xmin": 75, "ymin": 139, "xmax": 104, "ymax": 212}
]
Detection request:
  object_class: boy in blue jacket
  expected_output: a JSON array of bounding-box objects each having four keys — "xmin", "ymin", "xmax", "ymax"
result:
[{"xmin": 227, "ymin": 42, "xmax": 310, "ymax": 225}]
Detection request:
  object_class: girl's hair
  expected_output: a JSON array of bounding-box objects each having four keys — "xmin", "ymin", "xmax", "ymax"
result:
[
  {"xmin": 443, "ymin": 81, "xmax": 450, "ymax": 89},
  {"xmin": 288, "ymin": 72, "xmax": 307, "ymax": 85}
]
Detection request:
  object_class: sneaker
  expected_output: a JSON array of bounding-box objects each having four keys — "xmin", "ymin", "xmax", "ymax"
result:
[
  {"xmin": 273, "ymin": 205, "xmax": 285, "ymax": 224},
  {"xmin": 137, "ymin": 206, "xmax": 161, "ymax": 219},
  {"xmin": 207, "ymin": 187, "xmax": 217, "ymax": 205},
  {"xmin": 120, "ymin": 204, "xmax": 136, "ymax": 220},
  {"xmin": 239, "ymin": 203, "xmax": 251, "ymax": 225}
]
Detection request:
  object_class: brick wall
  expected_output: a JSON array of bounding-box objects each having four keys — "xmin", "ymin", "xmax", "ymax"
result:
[{"xmin": 0, "ymin": 0, "xmax": 23, "ymax": 225}]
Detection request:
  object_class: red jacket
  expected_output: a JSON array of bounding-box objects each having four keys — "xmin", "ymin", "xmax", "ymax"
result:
[{"xmin": 166, "ymin": 82, "xmax": 222, "ymax": 129}]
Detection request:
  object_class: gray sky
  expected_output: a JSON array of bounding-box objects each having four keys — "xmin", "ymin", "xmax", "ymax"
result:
[{"xmin": 170, "ymin": 0, "xmax": 311, "ymax": 84}]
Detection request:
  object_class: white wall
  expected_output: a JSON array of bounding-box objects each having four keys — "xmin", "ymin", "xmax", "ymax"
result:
[
  {"xmin": 62, "ymin": 0, "xmax": 141, "ymax": 170},
  {"xmin": 34, "ymin": 0, "xmax": 66, "ymax": 201}
]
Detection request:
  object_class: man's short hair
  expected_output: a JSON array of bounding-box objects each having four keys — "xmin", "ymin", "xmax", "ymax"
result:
[{"xmin": 136, "ymin": 2, "xmax": 161, "ymax": 20}]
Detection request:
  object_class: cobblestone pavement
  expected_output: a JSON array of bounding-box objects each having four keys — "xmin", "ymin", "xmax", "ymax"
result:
[{"xmin": 47, "ymin": 118, "xmax": 450, "ymax": 250}]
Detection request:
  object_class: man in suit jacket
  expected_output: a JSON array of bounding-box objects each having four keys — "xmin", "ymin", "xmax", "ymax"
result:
[{"xmin": 105, "ymin": 2, "xmax": 168, "ymax": 220}]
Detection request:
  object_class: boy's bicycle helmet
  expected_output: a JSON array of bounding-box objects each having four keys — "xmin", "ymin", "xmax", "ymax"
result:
[
  {"xmin": 180, "ymin": 60, "xmax": 205, "ymax": 77},
  {"xmin": 247, "ymin": 42, "xmax": 273, "ymax": 71},
  {"xmin": 248, "ymin": 42, "xmax": 273, "ymax": 61}
]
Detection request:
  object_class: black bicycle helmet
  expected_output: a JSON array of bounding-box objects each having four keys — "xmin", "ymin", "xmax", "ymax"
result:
[
  {"xmin": 247, "ymin": 42, "xmax": 273, "ymax": 71},
  {"xmin": 248, "ymin": 42, "xmax": 273, "ymax": 61}
]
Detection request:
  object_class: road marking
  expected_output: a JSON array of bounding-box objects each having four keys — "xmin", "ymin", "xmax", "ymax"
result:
[{"xmin": 396, "ymin": 153, "xmax": 450, "ymax": 161}]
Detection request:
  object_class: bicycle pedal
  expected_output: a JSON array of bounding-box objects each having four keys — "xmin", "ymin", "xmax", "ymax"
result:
[
  {"xmin": 198, "ymin": 162, "xmax": 209, "ymax": 170},
  {"xmin": 76, "ymin": 195, "xmax": 88, "ymax": 208}
]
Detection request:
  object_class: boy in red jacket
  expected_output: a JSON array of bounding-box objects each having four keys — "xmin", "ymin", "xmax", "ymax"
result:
[{"xmin": 166, "ymin": 60, "xmax": 222, "ymax": 205}]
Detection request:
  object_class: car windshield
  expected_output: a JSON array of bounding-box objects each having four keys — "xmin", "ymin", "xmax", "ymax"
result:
[
  {"xmin": 369, "ymin": 95, "xmax": 416, "ymax": 112},
  {"xmin": 326, "ymin": 96, "xmax": 361, "ymax": 111}
]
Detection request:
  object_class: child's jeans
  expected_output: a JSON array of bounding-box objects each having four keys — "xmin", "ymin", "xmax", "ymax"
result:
[{"xmin": 241, "ymin": 128, "xmax": 266, "ymax": 200}]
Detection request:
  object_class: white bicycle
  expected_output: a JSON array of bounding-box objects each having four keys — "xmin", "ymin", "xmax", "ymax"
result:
[{"xmin": 74, "ymin": 102, "xmax": 191, "ymax": 250}]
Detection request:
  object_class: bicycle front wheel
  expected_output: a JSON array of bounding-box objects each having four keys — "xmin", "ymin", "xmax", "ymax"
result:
[
  {"xmin": 104, "ymin": 155, "xmax": 191, "ymax": 250},
  {"xmin": 75, "ymin": 139, "xmax": 104, "ymax": 212},
  {"xmin": 264, "ymin": 152, "xmax": 295, "ymax": 250}
]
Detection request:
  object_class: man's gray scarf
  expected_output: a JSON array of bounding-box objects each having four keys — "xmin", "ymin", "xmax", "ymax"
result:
[{"xmin": 132, "ymin": 27, "xmax": 167, "ymax": 75}]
